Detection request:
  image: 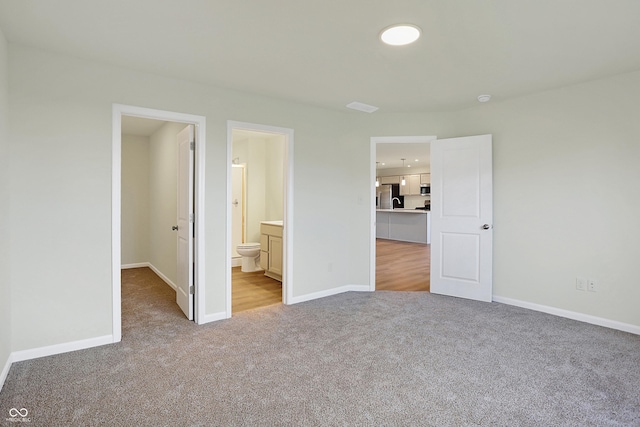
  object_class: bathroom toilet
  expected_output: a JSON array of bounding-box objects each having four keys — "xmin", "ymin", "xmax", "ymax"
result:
[{"xmin": 236, "ymin": 242, "xmax": 262, "ymax": 272}]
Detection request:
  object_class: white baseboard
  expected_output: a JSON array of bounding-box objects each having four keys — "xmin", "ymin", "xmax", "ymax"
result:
[
  {"xmin": 231, "ymin": 257, "xmax": 242, "ymax": 267},
  {"xmin": 199, "ymin": 311, "xmax": 229, "ymax": 324},
  {"xmin": 0, "ymin": 352, "xmax": 13, "ymax": 392},
  {"xmin": 121, "ymin": 262, "xmax": 177, "ymax": 290},
  {"xmin": 493, "ymin": 295, "xmax": 640, "ymax": 336},
  {"xmin": 289, "ymin": 284, "xmax": 371, "ymax": 305},
  {"xmin": 121, "ymin": 262, "xmax": 150, "ymax": 269},
  {"xmin": 148, "ymin": 263, "xmax": 177, "ymax": 290},
  {"xmin": 11, "ymin": 335, "xmax": 115, "ymax": 363}
]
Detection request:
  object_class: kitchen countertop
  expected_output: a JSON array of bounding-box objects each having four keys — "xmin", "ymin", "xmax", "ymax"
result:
[
  {"xmin": 376, "ymin": 209, "xmax": 430, "ymax": 214},
  {"xmin": 261, "ymin": 220, "xmax": 284, "ymax": 226}
]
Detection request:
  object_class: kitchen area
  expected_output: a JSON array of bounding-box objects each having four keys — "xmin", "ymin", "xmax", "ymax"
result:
[{"xmin": 375, "ymin": 151, "xmax": 431, "ymax": 245}]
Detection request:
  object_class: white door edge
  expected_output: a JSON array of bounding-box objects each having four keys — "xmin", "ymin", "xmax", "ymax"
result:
[{"xmin": 430, "ymin": 134, "xmax": 493, "ymax": 302}]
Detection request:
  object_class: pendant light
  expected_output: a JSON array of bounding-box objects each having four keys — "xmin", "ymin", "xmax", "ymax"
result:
[
  {"xmin": 375, "ymin": 162, "xmax": 380, "ymax": 187},
  {"xmin": 401, "ymin": 159, "xmax": 406, "ymax": 186}
]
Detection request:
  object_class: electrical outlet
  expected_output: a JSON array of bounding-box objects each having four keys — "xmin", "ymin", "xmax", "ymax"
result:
[
  {"xmin": 576, "ymin": 277, "xmax": 586, "ymax": 291},
  {"xmin": 587, "ymin": 279, "xmax": 597, "ymax": 292}
]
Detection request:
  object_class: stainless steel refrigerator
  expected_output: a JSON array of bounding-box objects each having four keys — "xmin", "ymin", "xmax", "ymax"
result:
[{"xmin": 379, "ymin": 184, "xmax": 392, "ymax": 209}]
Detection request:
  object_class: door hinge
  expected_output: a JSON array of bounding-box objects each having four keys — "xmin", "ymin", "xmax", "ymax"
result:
[
  {"xmin": 190, "ymin": 141, "xmax": 195, "ymax": 150},
  {"xmin": 189, "ymin": 213, "xmax": 195, "ymax": 223},
  {"xmin": 189, "ymin": 285, "xmax": 194, "ymax": 295}
]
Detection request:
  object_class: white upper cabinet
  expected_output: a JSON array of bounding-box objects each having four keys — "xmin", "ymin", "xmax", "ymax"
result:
[
  {"xmin": 400, "ymin": 174, "xmax": 421, "ymax": 195},
  {"xmin": 380, "ymin": 175, "xmax": 400, "ymax": 184},
  {"xmin": 420, "ymin": 173, "xmax": 431, "ymax": 185}
]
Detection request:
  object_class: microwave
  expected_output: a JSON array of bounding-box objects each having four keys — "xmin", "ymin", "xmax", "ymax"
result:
[{"xmin": 420, "ymin": 185, "xmax": 430, "ymax": 195}]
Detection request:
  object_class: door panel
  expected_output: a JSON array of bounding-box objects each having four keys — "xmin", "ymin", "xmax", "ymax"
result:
[
  {"xmin": 430, "ymin": 134, "xmax": 493, "ymax": 302},
  {"xmin": 176, "ymin": 125, "xmax": 194, "ymax": 320}
]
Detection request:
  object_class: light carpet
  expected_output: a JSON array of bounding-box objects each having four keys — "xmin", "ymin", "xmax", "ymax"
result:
[{"xmin": 1, "ymin": 267, "xmax": 639, "ymax": 426}]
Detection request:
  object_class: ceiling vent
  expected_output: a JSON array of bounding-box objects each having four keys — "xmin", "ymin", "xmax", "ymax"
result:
[{"xmin": 346, "ymin": 102, "xmax": 379, "ymax": 113}]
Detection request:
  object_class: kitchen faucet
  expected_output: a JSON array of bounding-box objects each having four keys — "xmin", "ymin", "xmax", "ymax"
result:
[{"xmin": 392, "ymin": 197, "xmax": 401, "ymax": 208}]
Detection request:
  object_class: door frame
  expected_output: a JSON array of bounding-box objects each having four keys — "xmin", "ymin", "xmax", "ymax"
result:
[
  {"xmin": 226, "ymin": 121, "xmax": 294, "ymax": 315},
  {"xmin": 112, "ymin": 104, "xmax": 207, "ymax": 342},
  {"xmin": 369, "ymin": 136, "xmax": 437, "ymax": 291}
]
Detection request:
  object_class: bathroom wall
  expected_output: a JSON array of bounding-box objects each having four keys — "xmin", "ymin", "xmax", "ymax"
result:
[
  {"xmin": 264, "ymin": 134, "xmax": 285, "ymax": 221},
  {"xmin": 233, "ymin": 132, "xmax": 285, "ymax": 243},
  {"xmin": 121, "ymin": 134, "xmax": 150, "ymax": 265}
]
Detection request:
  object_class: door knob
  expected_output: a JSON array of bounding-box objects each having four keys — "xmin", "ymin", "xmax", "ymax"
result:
[
  {"xmin": 482, "ymin": 224, "xmax": 491, "ymax": 230},
  {"xmin": 172, "ymin": 225, "xmax": 179, "ymax": 231},
  {"xmin": 232, "ymin": 199, "xmax": 239, "ymax": 207}
]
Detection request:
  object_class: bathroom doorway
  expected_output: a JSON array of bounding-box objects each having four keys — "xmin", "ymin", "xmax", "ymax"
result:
[{"xmin": 226, "ymin": 121, "xmax": 293, "ymax": 315}]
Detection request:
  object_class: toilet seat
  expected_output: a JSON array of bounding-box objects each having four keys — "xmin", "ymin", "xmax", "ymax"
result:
[{"xmin": 237, "ymin": 242, "xmax": 260, "ymax": 249}]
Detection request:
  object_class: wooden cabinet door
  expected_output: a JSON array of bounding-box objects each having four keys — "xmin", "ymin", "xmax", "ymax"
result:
[
  {"xmin": 269, "ymin": 236, "xmax": 283, "ymax": 275},
  {"xmin": 399, "ymin": 176, "xmax": 409, "ymax": 195},
  {"xmin": 380, "ymin": 175, "xmax": 400, "ymax": 184},
  {"xmin": 409, "ymin": 175, "xmax": 421, "ymax": 194}
]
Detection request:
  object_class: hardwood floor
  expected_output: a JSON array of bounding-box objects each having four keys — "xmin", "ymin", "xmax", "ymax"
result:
[
  {"xmin": 232, "ymin": 266, "xmax": 282, "ymax": 313},
  {"xmin": 376, "ymin": 238, "xmax": 430, "ymax": 292},
  {"xmin": 232, "ymin": 238, "xmax": 428, "ymax": 311}
]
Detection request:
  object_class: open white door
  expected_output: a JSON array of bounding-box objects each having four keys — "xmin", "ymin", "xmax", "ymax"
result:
[
  {"xmin": 430, "ymin": 134, "xmax": 493, "ymax": 302},
  {"xmin": 176, "ymin": 125, "xmax": 194, "ymax": 319}
]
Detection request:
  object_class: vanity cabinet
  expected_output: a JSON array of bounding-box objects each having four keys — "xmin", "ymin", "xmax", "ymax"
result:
[{"xmin": 260, "ymin": 222, "xmax": 283, "ymax": 282}]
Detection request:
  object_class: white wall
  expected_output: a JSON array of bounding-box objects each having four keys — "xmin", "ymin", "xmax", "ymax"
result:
[
  {"xmin": 8, "ymin": 45, "xmax": 362, "ymax": 352},
  {"xmin": 448, "ymin": 72, "xmax": 640, "ymax": 328},
  {"xmin": 361, "ymin": 71, "xmax": 640, "ymax": 328},
  {"xmin": 6, "ymin": 41, "xmax": 639, "ymax": 358},
  {"xmin": 121, "ymin": 134, "xmax": 150, "ymax": 265},
  {"xmin": 0, "ymin": 25, "xmax": 11, "ymax": 382},
  {"xmin": 148, "ymin": 122, "xmax": 185, "ymax": 285}
]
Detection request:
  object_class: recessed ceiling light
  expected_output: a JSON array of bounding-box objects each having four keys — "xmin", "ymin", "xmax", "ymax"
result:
[
  {"xmin": 414, "ymin": 159, "xmax": 419, "ymax": 162},
  {"xmin": 477, "ymin": 94, "xmax": 492, "ymax": 103},
  {"xmin": 380, "ymin": 24, "xmax": 421, "ymax": 46},
  {"xmin": 346, "ymin": 101, "xmax": 379, "ymax": 113}
]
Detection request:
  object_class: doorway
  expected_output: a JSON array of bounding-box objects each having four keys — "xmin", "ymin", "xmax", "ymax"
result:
[
  {"xmin": 371, "ymin": 136, "xmax": 435, "ymax": 292},
  {"xmin": 370, "ymin": 134, "xmax": 494, "ymax": 302},
  {"xmin": 112, "ymin": 104, "xmax": 206, "ymax": 342},
  {"xmin": 226, "ymin": 121, "xmax": 293, "ymax": 316}
]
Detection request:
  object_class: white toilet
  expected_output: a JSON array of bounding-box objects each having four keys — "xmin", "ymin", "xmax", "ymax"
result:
[{"xmin": 236, "ymin": 242, "xmax": 262, "ymax": 272}]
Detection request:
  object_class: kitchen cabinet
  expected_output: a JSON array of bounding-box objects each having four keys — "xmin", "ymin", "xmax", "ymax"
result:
[
  {"xmin": 420, "ymin": 173, "xmax": 430, "ymax": 185},
  {"xmin": 400, "ymin": 174, "xmax": 421, "ymax": 195},
  {"xmin": 376, "ymin": 210, "xmax": 430, "ymax": 244},
  {"xmin": 379, "ymin": 175, "xmax": 400, "ymax": 184},
  {"xmin": 260, "ymin": 222, "xmax": 283, "ymax": 281}
]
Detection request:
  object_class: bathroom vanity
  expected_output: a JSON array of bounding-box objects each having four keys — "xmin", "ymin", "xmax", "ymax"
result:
[{"xmin": 260, "ymin": 221, "xmax": 283, "ymax": 282}]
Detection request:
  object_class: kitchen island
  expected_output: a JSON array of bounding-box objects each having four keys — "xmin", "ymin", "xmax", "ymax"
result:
[{"xmin": 376, "ymin": 209, "xmax": 431, "ymax": 244}]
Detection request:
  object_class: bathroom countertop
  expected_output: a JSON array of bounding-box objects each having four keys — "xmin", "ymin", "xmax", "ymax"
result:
[{"xmin": 261, "ymin": 220, "xmax": 284, "ymax": 226}]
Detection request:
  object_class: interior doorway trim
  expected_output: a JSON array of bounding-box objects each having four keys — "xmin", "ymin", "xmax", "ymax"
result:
[
  {"xmin": 369, "ymin": 136, "xmax": 437, "ymax": 292},
  {"xmin": 226, "ymin": 121, "xmax": 294, "ymax": 316},
  {"xmin": 112, "ymin": 104, "xmax": 207, "ymax": 342}
]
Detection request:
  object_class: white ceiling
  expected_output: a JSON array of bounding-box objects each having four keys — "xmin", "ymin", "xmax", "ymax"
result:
[
  {"xmin": 1, "ymin": 1, "xmax": 639, "ymax": 113},
  {"xmin": 376, "ymin": 143, "xmax": 430, "ymax": 170}
]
